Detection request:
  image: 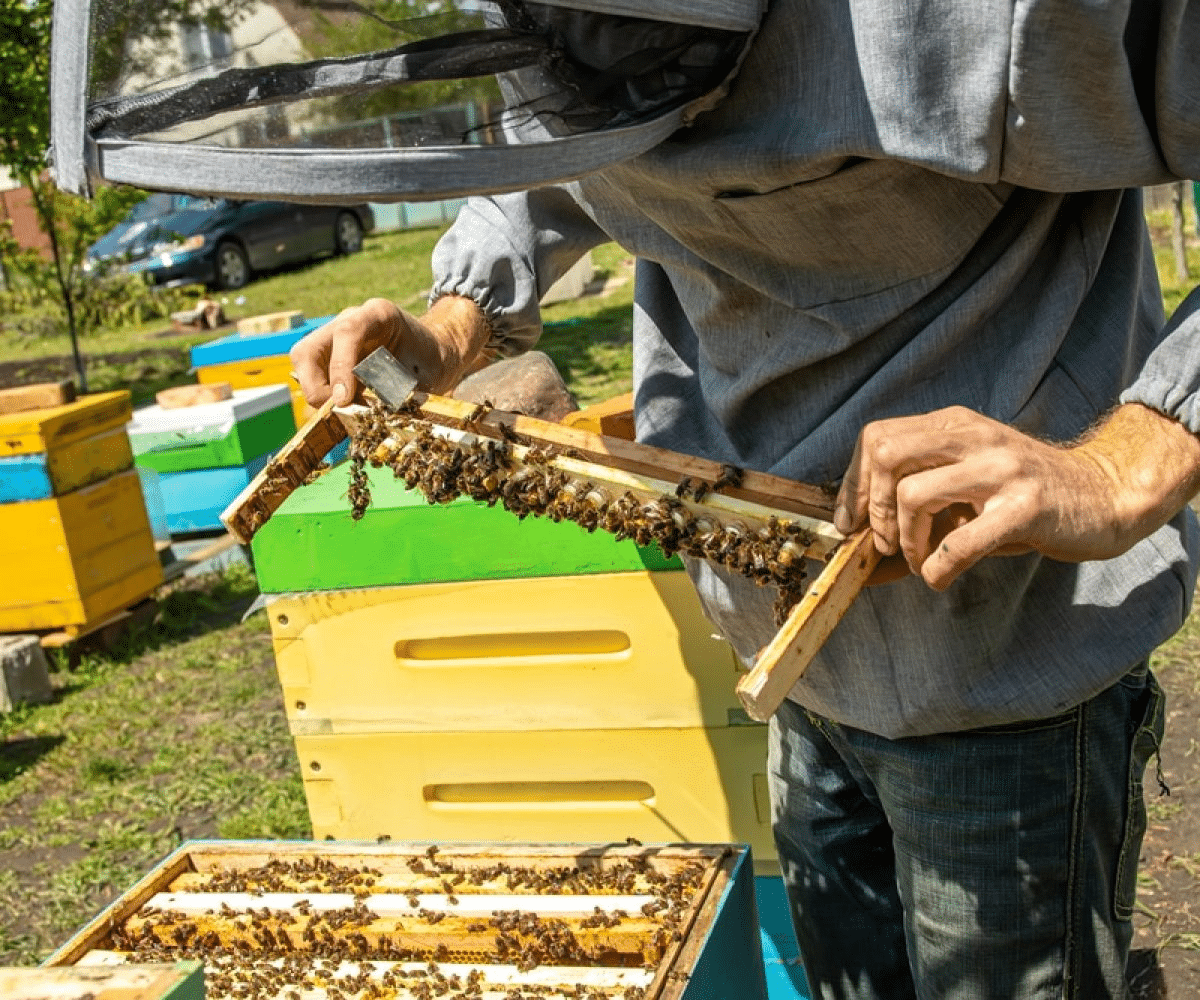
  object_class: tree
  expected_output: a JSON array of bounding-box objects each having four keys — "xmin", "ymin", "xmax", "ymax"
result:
[{"xmin": 0, "ymin": 0, "xmax": 246, "ymax": 389}]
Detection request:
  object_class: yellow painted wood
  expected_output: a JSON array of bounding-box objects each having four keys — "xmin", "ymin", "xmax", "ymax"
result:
[
  {"xmin": 268, "ymin": 572, "xmax": 748, "ymax": 732},
  {"xmin": 0, "ymin": 470, "xmax": 162, "ymax": 629},
  {"xmin": 0, "ymin": 391, "xmax": 131, "ymax": 458},
  {"xmin": 44, "ymin": 426, "xmax": 134, "ymax": 495},
  {"xmin": 197, "ymin": 357, "xmax": 306, "ymax": 428},
  {"xmin": 295, "ymin": 725, "xmax": 775, "ymax": 866}
]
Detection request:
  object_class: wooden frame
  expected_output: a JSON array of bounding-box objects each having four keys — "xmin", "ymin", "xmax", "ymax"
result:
[{"xmin": 48, "ymin": 840, "xmax": 755, "ymax": 1000}]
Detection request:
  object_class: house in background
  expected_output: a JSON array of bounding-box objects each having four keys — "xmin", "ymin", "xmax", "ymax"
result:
[{"xmin": 0, "ymin": 167, "xmax": 52, "ymax": 260}]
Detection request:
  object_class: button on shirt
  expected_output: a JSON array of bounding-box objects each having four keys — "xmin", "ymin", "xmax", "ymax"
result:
[{"xmin": 431, "ymin": 0, "xmax": 1200, "ymax": 737}]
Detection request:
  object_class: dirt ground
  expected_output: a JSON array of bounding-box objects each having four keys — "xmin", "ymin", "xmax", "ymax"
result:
[{"xmin": 1130, "ymin": 615, "xmax": 1200, "ymax": 999}]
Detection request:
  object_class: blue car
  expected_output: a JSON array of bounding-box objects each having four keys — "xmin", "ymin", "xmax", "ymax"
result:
[{"xmin": 86, "ymin": 195, "xmax": 375, "ymax": 290}]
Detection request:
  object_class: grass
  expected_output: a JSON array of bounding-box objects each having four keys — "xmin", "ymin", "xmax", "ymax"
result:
[
  {"xmin": 0, "ymin": 567, "xmax": 310, "ymax": 965},
  {"xmin": 0, "ymin": 226, "xmax": 634, "ymax": 406}
]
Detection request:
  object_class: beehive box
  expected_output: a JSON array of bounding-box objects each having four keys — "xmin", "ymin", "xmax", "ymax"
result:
[
  {"xmin": 255, "ymin": 459, "xmax": 776, "ymax": 871},
  {"xmin": 0, "ymin": 468, "xmax": 163, "ymax": 632},
  {"xmin": 293, "ymin": 727, "xmax": 773, "ymax": 865},
  {"xmin": 128, "ymin": 386, "xmax": 294, "ymax": 475},
  {"xmin": 0, "ymin": 392, "xmax": 133, "ymax": 502},
  {"xmin": 153, "ymin": 452, "xmax": 274, "ymax": 535},
  {"xmin": 192, "ymin": 316, "xmax": 334, "ymax": 429},
  {"xmin": 268, "ymin": 573, "xmax": 745, "ymax": 731},
  {"xmin": 251, "ymin": 461, "xmax": 681, "ymax": 594},
  {"xmin": 47, "ymin": 840, "xmax": 768, "ymax": 1000},
  {"xmin": 0, "ymin": 963, "xmax": 203, "ymax": 1000},
  {"xmin": 129, "ymin": 386, "xmax": 292, "ymax": 535}
]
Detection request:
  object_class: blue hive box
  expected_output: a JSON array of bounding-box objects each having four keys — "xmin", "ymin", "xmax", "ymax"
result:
[
  {"xmin": 150, "ymin": 451, "xmax": 272, "ymax": 535},
  {"xmin": 189, "ymin": 315, "xmax": 336, "ymax": 368}
]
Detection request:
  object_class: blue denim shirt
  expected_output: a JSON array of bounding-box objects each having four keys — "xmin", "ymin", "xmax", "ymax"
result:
[{"xmin": 431, "ymin": 0, "xmax": 1200, "ymax": 737}]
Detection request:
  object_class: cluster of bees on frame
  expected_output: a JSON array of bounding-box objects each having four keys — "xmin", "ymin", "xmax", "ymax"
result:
[
  {"xmin": 110, "ymin": 849, "xmax": 709, "ymax": 1000},
  {"xmin": 347, "ymin": 398, "xmax": 818, "ymax": 624}
]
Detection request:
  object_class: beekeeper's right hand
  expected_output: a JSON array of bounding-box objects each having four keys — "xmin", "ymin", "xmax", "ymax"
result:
[{"xmin": 290, "ymin": 295, "xmax": 491, "ymax": 407}]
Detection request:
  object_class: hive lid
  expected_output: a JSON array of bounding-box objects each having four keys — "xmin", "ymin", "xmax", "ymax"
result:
[
  {"xmin": 0, "ymin": 391, "xmax": 131, "ymax": 458},
  {"xmin": 128, "ymin": 385, "xmax": 292, "ymax": 438},
  {"xmin": 190, "ymin": 315, "xmax": 335, "ymax": 368},
  {"xmin": 252, "ymin": 460, "xmax": 683, "ymax": 593}
]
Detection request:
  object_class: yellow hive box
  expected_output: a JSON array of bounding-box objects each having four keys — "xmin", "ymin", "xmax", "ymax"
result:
[
  {"xmin": 197, "ymin": 357, "xmax": 308, "ymax": 428},
  {"xmin": 0, "ymin": 468, "xmax": 163, "ymax": 631},
  {"xmin": 295, "ymin": 725, "xmax": 775, "ymax": 870},
  {"xmin": 269, "ymin": 572, "xmax": 749, "ymax": 733},
  {"xmin": 0, "ymin": 390, "xmax": 131, "ymax": 458}
]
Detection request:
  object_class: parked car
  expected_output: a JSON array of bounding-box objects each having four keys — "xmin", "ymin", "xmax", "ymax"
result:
[{"xmin": 86, "ymin": 195, "xmax": 375, "ymax": 290}]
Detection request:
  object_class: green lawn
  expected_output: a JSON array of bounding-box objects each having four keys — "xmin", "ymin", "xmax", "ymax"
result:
[{"xmin": 0, "ymin": 228, "xmax": 635, "ymax": 406}]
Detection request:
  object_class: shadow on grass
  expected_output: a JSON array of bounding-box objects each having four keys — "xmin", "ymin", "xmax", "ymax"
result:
[
  {"xmin": 539, "ymin": 299, "xmax": 633, "ymax": 389},
  {"xmin": 54, "ymin": 567, "xmax": 261, "ymax": 680},
  {"xmin": 0, "ymin": 735, "xmax": 66, "ymax": 784}
]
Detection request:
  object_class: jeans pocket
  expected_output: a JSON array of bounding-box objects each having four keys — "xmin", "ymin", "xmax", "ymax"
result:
[{"xmin": 1113, "ymin": 669, "xmax": 1166, "ymax": 921}]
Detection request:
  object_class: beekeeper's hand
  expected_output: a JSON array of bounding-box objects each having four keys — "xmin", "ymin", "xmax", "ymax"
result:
[
  {"xmin": 834, "ymin": 403, "xmax": 1200, "ymax": 591},
  {"xmin": 291, "ymin": 295, "xmax": 491, "ymax": 406}
]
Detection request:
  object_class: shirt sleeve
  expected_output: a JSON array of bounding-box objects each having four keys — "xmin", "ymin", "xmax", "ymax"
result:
[
  {"xmin": 430, "ymin": 184, "xmax": 613, "ymax": 357},
  {"xmin": 1121, "ymin": 285, "xmax": 1200, "ymax": 434}
]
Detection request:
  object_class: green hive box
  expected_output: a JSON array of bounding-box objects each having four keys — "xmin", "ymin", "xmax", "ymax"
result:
[
  {"xmin": 252, "ymin": 461, "xmax": 684, "ymax": 593},
  {"xmin": 129, "ymin": 385, "xmax": 293, "ymax": 474}
]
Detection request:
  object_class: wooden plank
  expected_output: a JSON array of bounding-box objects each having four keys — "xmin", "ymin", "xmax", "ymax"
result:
[
  {"xmin": 167, "ymin": 868, "xmax": 668, "ymax": 896},
  {"xmin": 82, "ymin": 953, "xmax": 653, "ymax": 992},
  {"xmin": 145, "ymin": 890, "xmax": 658, "ymax": 918},
  {"xmin": 0, "ymin": 963, "xmax": 202, "ymax": 1000},
  {"xmin": 155, "ymin": 383, "xmax": 232, "ymax": 409},
  {"xmin": 120, "ymin": 909, "xmax": 659, "ymax": 961},
  {"xmin": 340, "ymin": 394, "xmax": 836, "ymax": 521},
  {"xmin": 736, "ymin": 527, "xmax": 881, "ymax": 722},
  {"xmin": 237, "ymin": 310, "xmax": 304, "ymax": 335},
  {"xmin": 561, "ymin": 392, "xmax": 635, "ymax": 440},
  {"xmin": 160, "ymin": 533, "xmax": 240, "ymax": 584},
  {"xmin": 0, "ymin": 380, "xmax": 75, "ymax": 415},
  {"xmin": 644, "ymin": 848, "xmax": 728, "ymax": 1000},
  {"xmin": 220, "ymin": 397, "xmax": 347, "ymax": 543},
  {"xmin": 174, "ymin": 838, "xmax": 731, "ymax": 875},
  {"xmin": 44, "ymin": 848, "xmax": 199, "ymax": 968}
]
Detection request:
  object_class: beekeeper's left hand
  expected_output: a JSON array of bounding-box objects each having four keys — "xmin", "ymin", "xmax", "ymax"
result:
[{"xmin": 291, "ymin": 294, "xmax": 490, "ymax": 407}]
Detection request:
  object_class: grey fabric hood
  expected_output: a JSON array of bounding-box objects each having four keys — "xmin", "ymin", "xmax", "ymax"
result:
[{"xmin": 51, "ymin": 0, "xmax": 764, "ymax": 203}]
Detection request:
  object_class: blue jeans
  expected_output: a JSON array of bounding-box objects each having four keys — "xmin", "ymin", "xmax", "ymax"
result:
[{"xmin": 767, "ymin": 664, "xmax": 1165, "ymax": 1000}]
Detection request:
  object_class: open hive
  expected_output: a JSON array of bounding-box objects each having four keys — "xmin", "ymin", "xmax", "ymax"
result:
[{"xmin": 48, "ymin": 842, "xmax": 765, "ymax": 1000}]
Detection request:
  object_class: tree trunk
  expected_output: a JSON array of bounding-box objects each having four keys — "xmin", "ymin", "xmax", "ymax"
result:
[
  {"xmin": 26, "ymin": 177, "xmax": 87, "ymax": 393},
  {"xmin": 1170, "ymin": 181, "xmax": 1190, "ymax": 283}
]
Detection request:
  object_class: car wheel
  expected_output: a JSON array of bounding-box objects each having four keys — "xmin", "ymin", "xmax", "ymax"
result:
[
  {"xmin": 215, "ymin": 241, "xmax": 250, "ymax": 290},
  {"xmin": 335, "ymin": 212, "xmax": 363, "ymax": 254}
]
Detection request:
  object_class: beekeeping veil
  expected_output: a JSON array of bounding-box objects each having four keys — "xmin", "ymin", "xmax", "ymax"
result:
[{"xmin": 50, "ymin": 0, "xmax": 764, "ymax": 202}]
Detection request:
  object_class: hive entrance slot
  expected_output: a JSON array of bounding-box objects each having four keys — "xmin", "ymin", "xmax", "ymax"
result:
[
  {"xmin": 396, "ymin": 630, "xmax": 631, "ymax": 662},
  {"xmin": 423, "ymin": 781, "xmax": 656, "ymax": 805}
]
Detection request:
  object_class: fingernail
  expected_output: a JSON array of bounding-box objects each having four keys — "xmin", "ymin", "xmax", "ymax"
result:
[
  {"xmin": 833, "ymin": 505, "xmax": 848, "ymax": 531},
  {"xmin": 331, "ymin": 383, "xmax": 348, "ymax": 405}
]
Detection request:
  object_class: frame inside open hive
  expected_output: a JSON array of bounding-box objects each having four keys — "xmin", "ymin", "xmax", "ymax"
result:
[{"xmin": 47, "ymin": 841, "xmax": 756, "ymax": 1000}]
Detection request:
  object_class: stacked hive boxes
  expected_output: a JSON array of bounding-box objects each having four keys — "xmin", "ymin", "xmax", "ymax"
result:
[
  {"xmin": 253, "ymin": 460, "xmax": 777, "ymax": 870},
  {"xmin": 128, "ymin": 385, "xmax": 294, "ymax": 535},
  {"xmin": 0, "ymin": 392, "xmax": 163, "ymax": 633},
  {"xmin": 191, "ymin": 313, "xmax": 335, "ymax": 429}
]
